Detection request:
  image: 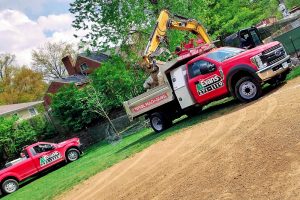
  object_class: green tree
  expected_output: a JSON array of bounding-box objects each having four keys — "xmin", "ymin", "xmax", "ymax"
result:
[
  {"xmin": 29, "ymin": 115, "xmax": 57, "ymax": 139},
  {"xmin": 0, "ymin": 66, "xmax": 47, "ymax": 105},
  {"xmin": 285, "ymin": 0, "xmax": 299, "ymax": 9},
  {"xmin": 0, "ymin": 116, "xmax": 17, "ymax": 159},
  {"xmin": 13, "ymin": 120, "xmax": 38, "ymax": 152},
  {"xmin": 70, "ymin": 0, "xmax": 281, "ymax": 53},
  {"xmin": 0, "ymin": 116, "xmax": 38, "ymax": 160},
  {"xmin": 50, "ymin": 55, "xmax": 146, "ymax": 132},
  {"xmin": 90, "ymin": 56, "xmax": 146, "ymax": 110},
  {"xmin": 51, "ymin": 85, "xmax": 98, "ymax": 132}
]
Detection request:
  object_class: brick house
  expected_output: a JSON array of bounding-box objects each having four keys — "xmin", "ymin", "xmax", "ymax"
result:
[{"xmin": 44, "ymin": 52, "xmax": 109, "ymax": 110}]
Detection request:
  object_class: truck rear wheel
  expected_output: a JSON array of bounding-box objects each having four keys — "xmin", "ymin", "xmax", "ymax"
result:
[
  {"xmin": 2, "ymin": 179, "xmax": 19, "ymax": 194},
  {"xmin": 149, "ymin": 112, "xmax": 172, "ymax": 133},
  {"xmin": 234, "ymin": 76, "xmax": 262, "ymax": 102}
]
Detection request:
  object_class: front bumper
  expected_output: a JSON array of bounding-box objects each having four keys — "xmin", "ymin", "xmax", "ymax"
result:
[
  {"xmin": 256, "ymin": 56, "xmax": 292, "ymax": 81},
  {"xmin": 78, "ymin": 143, "xmax": 84, "ymax": 154}
]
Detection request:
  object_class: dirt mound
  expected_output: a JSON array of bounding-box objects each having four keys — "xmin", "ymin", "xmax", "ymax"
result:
[{"xmin": 57, "ymin": 78, "xmax": 300, "ymax": 200}]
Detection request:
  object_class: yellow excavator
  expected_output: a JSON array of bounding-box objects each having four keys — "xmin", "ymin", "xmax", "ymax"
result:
[{"xmin": 143, "ymin": 9, "xmax": 212, "ymax": 72}]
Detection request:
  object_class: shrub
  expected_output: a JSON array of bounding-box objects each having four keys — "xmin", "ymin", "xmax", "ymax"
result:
[
  {"xmin": 51, "ymin": 85, "xmax": 98, "ymax": 132},
  {"xmin": 29, "ymin": 115, "xmax": 57, "ymax": 139},
  {"xmin": 0, "ymin": 116, "xmax": 38, "ymax": 160},
  {"xmin": 90, "ymin": 55, "xmax": 146, "ymax": 110}
]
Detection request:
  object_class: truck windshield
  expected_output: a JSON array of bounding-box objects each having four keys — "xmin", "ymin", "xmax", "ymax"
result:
[{"xmin": 206, "ymin": 48, "xmax": 244, "ymax": 62}]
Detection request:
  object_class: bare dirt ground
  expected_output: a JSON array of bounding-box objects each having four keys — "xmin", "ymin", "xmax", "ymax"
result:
[{"xmin": 58, "ymin": 77, "xmax": 300, "ymax": 200}]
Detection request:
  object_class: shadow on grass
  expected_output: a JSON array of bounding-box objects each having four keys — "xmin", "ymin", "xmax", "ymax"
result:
[
  {"xmin": 116, "ymin": 82, "xmax": 285, "ymax": 154},
  {"xmin": 0, "ymin": 163, "xmax": 66, "ymax": 198}
]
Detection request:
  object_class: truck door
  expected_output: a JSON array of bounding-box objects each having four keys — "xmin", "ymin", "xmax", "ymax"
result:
[
  {"xmin": 31, "ymin": 143, "xmax": 64, "ymax": 171},
  {"xmin": 14, "ymin": 150, "xmax": 37, "ymax": 180},
  {"xmin": 187, "ymin": 59, "xmax": 226, "ymax": 104}
]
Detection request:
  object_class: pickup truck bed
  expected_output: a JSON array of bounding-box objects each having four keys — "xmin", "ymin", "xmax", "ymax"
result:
[{"xmin": 123, "ymin": 83, "xmax": 175, "ymax": 120}]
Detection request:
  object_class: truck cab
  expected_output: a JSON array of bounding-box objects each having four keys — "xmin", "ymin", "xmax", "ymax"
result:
[{"xmin": 222, "ymin": 27, "xmax": 263, "ymax": 49}]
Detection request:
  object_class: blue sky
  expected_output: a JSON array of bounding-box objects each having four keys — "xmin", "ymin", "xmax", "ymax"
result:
[
  {"xmin": 0, "ymin": 0, "xmax": 72, "ymax": 20},
  {"xmin": 0, "ymin": 0, "xmax": 83, "ymax": 66}
]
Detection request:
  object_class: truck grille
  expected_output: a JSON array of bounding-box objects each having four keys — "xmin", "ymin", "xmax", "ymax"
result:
[
  {"xmin": 260, "ymin": 44, "xmax": 286, "ymax": 66},
  {"xmin": 268, "ymin": 55, "xmax": 286, "ymax": 65},
  {"xmin": 262, "ymin": 44, "xmax": 281, "ymax": 54}
]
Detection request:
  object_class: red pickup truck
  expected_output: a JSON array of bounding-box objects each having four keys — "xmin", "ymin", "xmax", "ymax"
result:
[
  {"xmin": 0, "ymin": 138, "xmax": 82, "ymax": 194},
  {"xmin": 124, "ymin": 41, "xmax": 292, "ymax": 132}
]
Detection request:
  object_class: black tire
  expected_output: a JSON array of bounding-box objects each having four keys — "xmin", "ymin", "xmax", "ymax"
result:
[
  {"xmin": 2, "ymin": 179, "xmax": 19, "ymax": 194},
  {"xmin": 277, "ymin": 73, "xmax": 287, "ymax": 82},
  {"xmin": 149, "ymin": 112, "xmax": 172, "ymax": 133},
  {"xmin": 66, "ymin": 148, "xmax": 80, "ymax": 162},
  {"xmin": 234, "ymin": 76, "xmax": 262, "ymax": 102}
]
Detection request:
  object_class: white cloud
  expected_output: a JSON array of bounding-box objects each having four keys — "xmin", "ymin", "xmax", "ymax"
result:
[
  {"xmin": 37, "ymin": 13, "xmax": 73, "ymax": 31},
  {"xmin": 0, "ymin": 9, "xmax": 82, "ymax": 66}
]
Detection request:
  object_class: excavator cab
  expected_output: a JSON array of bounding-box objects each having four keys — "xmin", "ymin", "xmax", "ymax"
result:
[{"xmin": 223, "ymin": 27, "xmax": 263, "ymax": 49}]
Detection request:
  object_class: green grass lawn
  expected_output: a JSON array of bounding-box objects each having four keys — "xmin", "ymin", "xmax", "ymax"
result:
[
  {"xmin": 287, "ymin": 65, "xmax": 300, "ymax": 80},
  {"xmin": 4, "ymin": 66, "xmax": 300, "ymax": 200}
]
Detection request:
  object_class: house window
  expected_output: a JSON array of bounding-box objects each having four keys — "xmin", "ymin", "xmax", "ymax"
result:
[
  {"xmin": 28, "ymin": 108, "xmax": 37, "ymax": 116},
  {"xmin": 80, "ymin": 63, "xmax": 89, "ymax": 72}
]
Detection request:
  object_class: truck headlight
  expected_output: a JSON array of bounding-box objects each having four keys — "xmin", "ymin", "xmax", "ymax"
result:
[{"xmin": 251, "ymin": 54, "xmax": 267, "ymax": 70}]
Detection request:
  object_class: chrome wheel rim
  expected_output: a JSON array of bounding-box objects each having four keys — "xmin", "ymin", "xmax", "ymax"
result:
[
  {"xmin": 152, "ymin": 116, "xmax": 163, "ymax": 131},
  {"xmin": 5, "ymin": 182, "xmax": 17, "ymax": 193},
  {"xmin": 68, "ymin": 151, "xmax": 78, "ymax": 161},
  {"xmin": 239, "ymin": 81, "xmax": 257, "ymax": 100}
]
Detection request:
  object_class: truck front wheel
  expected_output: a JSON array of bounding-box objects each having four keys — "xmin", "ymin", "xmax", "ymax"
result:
[
  {"xmin": 66, "ymin": 148, "xmax": 80, "ymax": 162},
  {"xmin": 2, "ymin": 179, "xmax": 19, "ymax": 194},
  {"xmin": 234, "ymin": 76, "xmax": 262, "ymax": 102},
  {"xmin": 149, "ymin": 112, "xmax": 172, "ymax": 133}
]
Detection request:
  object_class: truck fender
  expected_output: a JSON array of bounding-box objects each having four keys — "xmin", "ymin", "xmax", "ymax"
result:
[
  {"xmin": 0, "ymin": 173, "xmax": 20, "ymax": 183},
  {"xmin": 226, "ymin": 64, "xmax": 261, "ymax": 95},
  {"xmin": 64, "ymin": 145, "xmax": 82, "ymax": 158}
]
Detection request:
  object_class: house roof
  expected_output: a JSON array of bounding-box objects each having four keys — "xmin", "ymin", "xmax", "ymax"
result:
[
  {"xmin": 0, "ymin": 101, "xmax": 44, "ymax": 116},
  {"xmin": 52, "ymin": 75, "xmax": 89, "ymax": 85},
  {"xmin": 79, "ymin": 52, "xmax": 110, "ymax": 63}
]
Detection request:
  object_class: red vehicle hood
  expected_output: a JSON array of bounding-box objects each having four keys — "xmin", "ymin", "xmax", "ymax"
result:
[
  {"xmin": 219, "ymin": 41, "xmax": 281, "ymax": 66},
  {"xmin": 189, "ymin": 41, "xmax": 281, "ymax": 66},
  {"xmin": 57, "ymin": 138, "xmax": 79, "ymax": 147}
]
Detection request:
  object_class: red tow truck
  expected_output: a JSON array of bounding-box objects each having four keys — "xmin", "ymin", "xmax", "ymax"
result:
[{"xmin": 0, "ymin": 138, "xmax": 82, "ymax": 194}]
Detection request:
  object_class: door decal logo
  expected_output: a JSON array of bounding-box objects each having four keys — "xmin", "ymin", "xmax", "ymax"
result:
[
  {"xmin": 40, "ymin": 151, "xmax": 62, "ymax": 166},
  {"xmin": 196, "ymin": 75, "xmax": 224, "ymax": 96}
]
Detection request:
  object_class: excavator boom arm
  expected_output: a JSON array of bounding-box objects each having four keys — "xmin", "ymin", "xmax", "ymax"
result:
[{"xmin": 143, "ymin": 10, "xmax": 211, "ymax": 67}]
